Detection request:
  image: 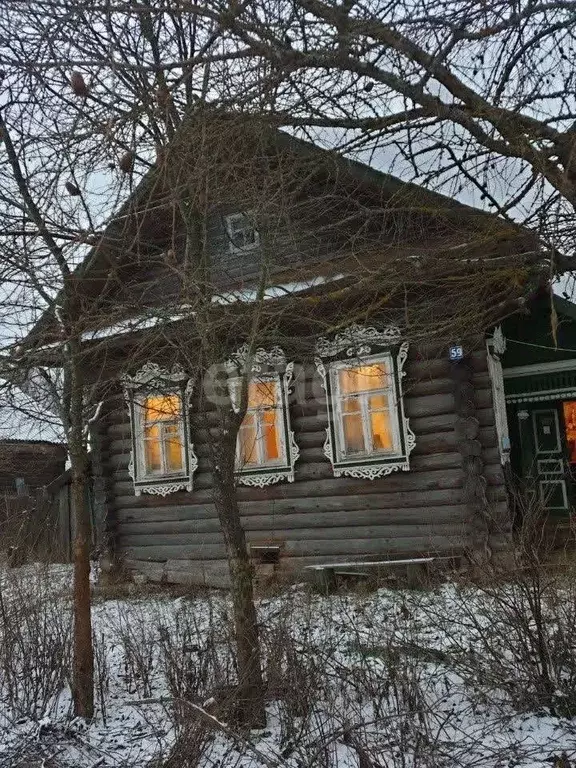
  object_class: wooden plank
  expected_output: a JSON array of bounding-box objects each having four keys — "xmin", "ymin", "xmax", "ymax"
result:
[{"xmin": 305, "ymin": 557, "xmax": 436, "ymax": 570}]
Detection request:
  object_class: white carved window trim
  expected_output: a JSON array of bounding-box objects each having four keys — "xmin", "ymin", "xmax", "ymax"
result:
[
  {"xmin": 487, "ymin": 326, "xmax": 511, "ymax": 465},
  {"xmin": 224, "ymin": 212, "xmax": 260, "ymax": 253},
  {"xmin": 122, "ymin": 363, "xmax": 198, "ymax": 496},
  {"xmin": 226, "ymin": 345, "xmax": 299, "ymax": 488},
  {"xmin": 315, "ymin": 324, "xmax": 415, "ymax": 480}
]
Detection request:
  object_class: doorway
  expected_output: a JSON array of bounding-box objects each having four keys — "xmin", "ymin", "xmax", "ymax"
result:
[{"xmin": 512, "ymin": 401, "xmax": 576, "ymax": 516}]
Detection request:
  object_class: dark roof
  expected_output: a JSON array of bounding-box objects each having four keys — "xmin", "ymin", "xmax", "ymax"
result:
[
  {"xmin": 25, "ymin": 112, "xmax": 546, "ymax": 347},
  {"xmin": 553, "ymin": 294, "xmax": 576, "ymax": 321},
  {"xmin": 0, "ymin": 439, "xmax": 66, "ymax": 448}
]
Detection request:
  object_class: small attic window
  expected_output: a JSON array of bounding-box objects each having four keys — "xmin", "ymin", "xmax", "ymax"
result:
[
  {"xmin": 14, "ymin": 477, "xmax": 27, "ymax": 496},
  {"xmin": 224, "ymin": 212, "xmax": 259, "ymax": 253}
]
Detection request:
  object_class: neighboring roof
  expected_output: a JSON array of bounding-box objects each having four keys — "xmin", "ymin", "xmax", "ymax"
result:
[
  {"xmin": 0, "ymin": 439, "xmax": 66, "ymax": 447},
  {"xmin": 553, "ymin": 294, "xmax": 576, "ymax": 323}
]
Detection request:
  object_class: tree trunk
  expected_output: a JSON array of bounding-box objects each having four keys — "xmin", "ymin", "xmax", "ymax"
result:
[
  {"xmin": 67, "ymin": 340, "xmax": 94, "ymax": 719},
  {"xmin": 212, "ymin": 442, "xmax": 266, "ymax": 729},
  {"xmin": 70, "ymin": 451, "xmax": 94, "ymax": 718}
]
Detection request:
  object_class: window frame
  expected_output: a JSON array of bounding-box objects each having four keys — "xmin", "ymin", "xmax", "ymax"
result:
[
  {"xmin": 135, "ymin": 393, "xmax": 187, "ymax": 478},
  {"xmin": 224, "ymin": 212, "xmax": 260, "ymax": 254},
  {"xmin": 123, "ymin": 363, "xmax": 198, "ymax": 496},
  {"xmin": 230, "ymin": 373, "xmax": 289, "ymax": 470},
  {"xmin": 226, "ymin": 345, "xmax": 299, "ymax": 487},
  {"xmin": 315, "ymin": 324, "xmax": 415, "ymax": 479},
  {"xmin": 329, "ymin": 353, "xmax": 403, "ymax": 463}
]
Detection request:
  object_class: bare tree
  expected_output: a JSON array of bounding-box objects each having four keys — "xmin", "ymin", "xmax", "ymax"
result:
[
  {"xmin": 189, "ymin": 0, "xmax": 576, "ymax": 257},
  {"xmin": 0, "ymin": 0, "xmax": 565, "ymax": 728}
]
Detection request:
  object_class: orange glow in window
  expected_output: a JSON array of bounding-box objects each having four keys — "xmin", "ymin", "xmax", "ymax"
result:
[{"xmin": 563, "ymin": 401, "xmax": 576, "ymax": 464}]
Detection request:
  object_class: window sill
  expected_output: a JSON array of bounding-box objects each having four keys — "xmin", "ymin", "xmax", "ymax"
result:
[
  {"xmin": 331, "ymin": 458, "xmax": 411, "ymax": 480},
  {"xmin": 134, "ymin": 478, "xmax": 192, "ymax": 497},
  {"xmin": 235, "ymin": 466, "xmax": 296, "ymax": 488}
]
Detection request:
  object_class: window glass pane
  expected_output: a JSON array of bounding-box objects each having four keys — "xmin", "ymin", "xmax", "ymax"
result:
[
  {"xmin": 165, "ymin": 434, "xmax": 184, "ymax": 471},
  {"xmin": 144, "ymin": 426, "xmax": 162, "ymax": 472},
  {"xmin": 145, "ymin": 394, "xmax": 181, "ymax": 422},
  {"xmin": 369, "ymin": 394, "xmax": 389, "ymax": 411},
  {"xmin": 342, "ymin": 413, "xmax": 365, "ymax": 454},
  {"xmin": 342, "ymin": 396, "xmax": 361, "ymax": 414},
  {"xmin": 262, "ymin": 409, "xmax": 281, "ymax": 461},
  {"xmin": 370, "ymin": 410, "xmax": 393, "ymax": 451},
  {"xmin": 238, "ymin": 422, "xmax": 258, "ymax": 466},
  {"xmin": 248, "ymin": 379, "xmax": 277, "ymax": 408},
  {"xmin": 339, "ymin": 363, "xmax": 389, "ymax": 394}
]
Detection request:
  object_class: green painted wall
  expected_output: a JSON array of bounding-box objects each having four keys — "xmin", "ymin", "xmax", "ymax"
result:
[{"xmin": 502, "ymin": 292, "xmax": 576, "ymax": 369}]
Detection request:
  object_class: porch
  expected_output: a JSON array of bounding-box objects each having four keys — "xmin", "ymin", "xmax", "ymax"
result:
[{"xmin": 501, "ymin": 293, "xmax": 576, "ymax": 525}]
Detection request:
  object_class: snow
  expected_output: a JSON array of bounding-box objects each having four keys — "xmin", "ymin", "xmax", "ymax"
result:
[
  {"xmin": 35, "ymin": 274, "xmax": 348, "ymax": 348},
  {"xmin": 211, "ymin": 273, "xmax": 347, "ymax": 305},
  {"xmin": 1, "ymin": 566, "xmax": 576, "ymax": 767}
]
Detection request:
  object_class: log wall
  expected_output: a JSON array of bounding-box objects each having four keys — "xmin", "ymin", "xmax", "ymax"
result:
[{"xmin": 94, "ymin": 349, "xmax": 510, "ymax": 587}]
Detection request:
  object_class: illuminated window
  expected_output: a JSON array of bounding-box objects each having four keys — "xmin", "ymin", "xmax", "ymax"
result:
[
  {"xmin": 226, "ymin": 346, "xmax": 299, "ymax": 487},
  {"xmin": 224, "ymin": 212, "xmax": 259, "ymax": 253},
  {"xmin": 316, "ymin": 339, "xmax": 414, "ymax": 480},
  {"xmin": 331, "ymin": 359, "xmax": 399, "ymax": 460},
  {"xmin": 123, "ymin": 363, "xmax": 197, "ymax": 496},
  {"xmin": 231, "ymin": 376, "xmax": 287, "ymax": 471},
  {"xmin": 142, "ymin": 395, "xmax": 184, "ymax": 475},
  {"xmin": 563, "ymin": 401, "xmax": 576, "ymax": 464}
]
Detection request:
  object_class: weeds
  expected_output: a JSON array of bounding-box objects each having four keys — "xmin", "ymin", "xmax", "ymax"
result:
[
  {"xmin": 2, "ymin": 534, "xmax": 576, "ymax": 767},
  {"xmin": 0, "ymin": 565, "xmax": 71, "ymax": 719}
]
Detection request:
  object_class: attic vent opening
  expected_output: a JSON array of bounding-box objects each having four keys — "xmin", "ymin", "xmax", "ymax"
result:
[{"xmin": 250, "ymin": 545, "xmax": 281, "ymax": 565}]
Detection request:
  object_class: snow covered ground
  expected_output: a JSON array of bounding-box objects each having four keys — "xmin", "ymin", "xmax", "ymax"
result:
[{"xmin": 1, "ymin": 564, "xmax": 576, "ymax": 767}]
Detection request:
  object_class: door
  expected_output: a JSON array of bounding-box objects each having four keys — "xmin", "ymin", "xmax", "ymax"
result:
[{"xmin": 527, "ymin": 407, "xmax": 570, "ymax": 514}]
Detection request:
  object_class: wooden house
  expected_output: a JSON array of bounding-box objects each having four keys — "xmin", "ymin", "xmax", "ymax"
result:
[
  {"xmin": 26, "ymin": 115, "xmax": 561, "ymax": 586},
  {"xmin": 496, "ymin": 291, "xmax": 576, "ymax": 530},
  {"xmin": 0, "ymin": 439, "xmax": 68, "ymax": 561}
]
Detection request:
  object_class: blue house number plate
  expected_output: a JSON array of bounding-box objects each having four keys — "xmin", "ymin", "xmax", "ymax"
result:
[{"xmin": 449, "ymin": 345, "xmax": 464, "ymax": 361}]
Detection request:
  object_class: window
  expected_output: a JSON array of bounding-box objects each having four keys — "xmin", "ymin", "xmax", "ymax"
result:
[
  {"xmin": 226, "ymin": 345, "xmax": 299, "ymax": 487},
  {"xmin": 315, "ymin": 325, "xmax": 415, "ymax": 479},
  {"xmin": 224, "ymin": 212, "xmax": 259, "ymax": 253},
  {"xmin": 140, "ymin": 394, "xmax": 185, "ymax": 476},
  {"xmin": 123, "ymin": 363, "xmax": 198, "ymax": 496},
  {"xmin": 234, "ymin": 377, "xmax": 286, "ymax": 469},
  {"xmin": 14, "ymin": 477, "xmax": 27, "ymax": 496},
  {"xmin": 331, "ymin": 358, "xmax": 399, "ymax": 461}
]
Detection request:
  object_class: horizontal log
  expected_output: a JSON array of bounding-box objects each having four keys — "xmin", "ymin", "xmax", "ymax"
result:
[
  {"xmin": 118, "ymin": 505, "xmax": 472, "ymax": 536},
  {"xmin": 112, "ymin": 464, "xmax": 507, "ymax": 508},
  {"xmin": 283, "ymin": 534, "xmax": 470, "ymax": 558},
  {"xmin": 114, "ymin": 484, "xmax": 469, "ymax": 516},
  {"xmin": 124, "ymin": 543, "xmax": 227, "ymax": 561},
  {"xmin": 403, "ymin": 377, "xmax": 453, "ymax": 398},
  {"xmin": 111, "ymin": 466, "xmax": 467, "ymax": 499},
  {"xmin": 122, "ymin": 532, "xmax": 471, "ymax": 563},
  {"xmin": 117, "ymin": 504, "xmax": 486, "ymax": 533},
  {"xmin": 119, "ymin": 523, "xmax": 470, "ymax": 553}
]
